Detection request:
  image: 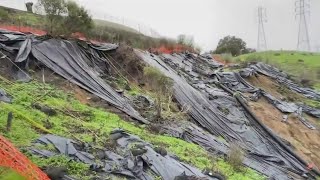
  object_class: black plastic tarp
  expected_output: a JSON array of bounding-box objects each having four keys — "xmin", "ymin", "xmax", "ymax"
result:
[
  {"xmin": 136, "ymin": 50, "xmax": 313, "ymax": 179},
  {"xmin": 248, "ymin": 62, "xmax": 320, "ymax": 101},
  {"xmin": 32, "ymin": 130, "xmax": 216, "ymax": 180},
  {"xmin": 30, "ymin": 39, "xmax": 148, "ymax": 124}
]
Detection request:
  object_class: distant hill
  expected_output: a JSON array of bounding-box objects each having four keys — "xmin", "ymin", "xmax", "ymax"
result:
[
  {"xmin": 93, "ymin": 19, "xmax": 140, "ymax": 34},
  {"xmin": 0, "ymin": 5, "xmax": 141, "ymax": 35}
]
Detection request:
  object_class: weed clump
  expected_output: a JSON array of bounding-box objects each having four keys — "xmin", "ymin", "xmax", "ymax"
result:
[
  {"xmin": 221, "ymin": 53, "xmax": 233, "ymax": 63},
  {"xmin": 227, "ymin": 144, "xmax": 244, "ymax": 172},
  {"xmin": 143, "ymin": 66, "xmax": 173, "ymax": 120}
]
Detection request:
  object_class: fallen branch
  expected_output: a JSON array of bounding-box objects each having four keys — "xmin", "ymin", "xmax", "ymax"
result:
[{"xmin": 1, "ymin": 103, "xmax": 52, "ymax": 134}]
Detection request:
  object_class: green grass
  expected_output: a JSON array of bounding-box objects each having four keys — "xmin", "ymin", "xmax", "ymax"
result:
[
  {"xmin": 237, "ymin": 51, "xmax": 320, "ymax": 91},
  {"xmin": 94, "ymin": 19, "xmax": 140, "ymax": 34},
  {"xmin": 0, "ymin": 80, "xmax": 265, "ymax": 180},
  {"xmin": 0, "ymin": 168, "xmax": 26, "ymax": 180}
]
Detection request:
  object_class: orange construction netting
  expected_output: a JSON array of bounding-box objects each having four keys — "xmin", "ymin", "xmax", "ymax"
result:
[{"xmin": 0, "ymin": 135, "xmax": 50, "ymax": 180}]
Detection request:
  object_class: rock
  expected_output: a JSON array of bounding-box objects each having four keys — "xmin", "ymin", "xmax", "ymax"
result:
[
  {"xmin": 43, "ymin": 167, "xmax": 67, "ymax": 180},
  {"xmin": 154, "ymin": 147, "xmax": 167, "ymax": 156},
  {"xmin": 131, "ymin": 147, "xmax": 147, "ymax": 156},
  {"xmin": 32, "ymin": 103, "xmax": 57, "ymax": 116}
]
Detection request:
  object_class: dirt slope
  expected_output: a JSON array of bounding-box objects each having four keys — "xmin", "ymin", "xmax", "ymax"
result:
[{"xmin": 246, "ymin": 75, "xmax": 320, "ymax": 169}]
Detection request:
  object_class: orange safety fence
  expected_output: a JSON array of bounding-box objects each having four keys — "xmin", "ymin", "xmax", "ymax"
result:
[
  {"xmin": 0, "ymin": 25, "xmax": 47, "ymax": 36},
  {"xmin": 0, "ymin": 135, "xmax": 50, "ymax": 180},
  {"xmin": 150, "ymin": 44, "xmax": 196, "ymax": 54}
]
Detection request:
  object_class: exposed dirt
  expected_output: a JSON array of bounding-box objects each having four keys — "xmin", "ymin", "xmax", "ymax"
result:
[
  {"xmin": 249, "ymin": 98, "xmax": 320, "ymax": 169},
  {"xmin": 212, "ymin": 54, "xmax": 227, "ymax": 65},
  {"xmin": 109, "ymin": 44, "xmax": 145, "ymax": 84},
  {"xmin": 246, "ymin": 74, "xmax": 306, "ymax": 102},
  {"xmin": 0, "ymin": 52, "xmax": 16, "ymax": 80},
  {"xmin": 246, "ymin": 74, "xmax": 320, "ymax": 169}
]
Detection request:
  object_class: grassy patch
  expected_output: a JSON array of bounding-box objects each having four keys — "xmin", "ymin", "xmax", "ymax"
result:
[{"xmin": 0, "ymin": 80, "xmax": 265, "ymax": 179}]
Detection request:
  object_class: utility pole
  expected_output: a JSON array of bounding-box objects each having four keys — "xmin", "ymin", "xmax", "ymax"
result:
[
  {"xmin": 295, "ymin": 0, "xmax": 311, "ymax": 51},
  {"xmin": 257, "ymin": 6, "xmax": 267, "ymax": 52}
]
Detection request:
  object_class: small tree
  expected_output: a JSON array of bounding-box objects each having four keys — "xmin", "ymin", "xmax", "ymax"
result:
[
  {"xmin": 214, "ymin": 36, "xmax": 248, "ymax": 56},
  {"xmin": 37, "ymin": 0, "xmax": 67, "ymax": 34},
  {"xmin": 144, "ymin": 66, "xmax": 173, "ymax": 119},
  {"xmin": 37, "ymin": 0, "xmax": 93, "ymax": 36},
  {"xmin": 177, "ymin": 34, "xmax": 195, "ymax": 48},
  {"xmin": 65, "ymin": 1, "xmax": 93, "ymax": 35}
]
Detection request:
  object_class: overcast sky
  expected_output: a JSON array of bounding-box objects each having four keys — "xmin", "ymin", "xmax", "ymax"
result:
[{"xmin": 1, "ymin": 0, "xmax": 320, "ymax": 51}]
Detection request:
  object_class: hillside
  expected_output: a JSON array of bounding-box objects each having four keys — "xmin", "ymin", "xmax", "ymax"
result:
[
  {"xmin": 94, "ymin": 19, "xmax": 140, "ymax": 34},
  {"xmin": 0, "ymin": 6, "xmax": 139, "ymax": 35},
  {"xmin": 0, "ymin": 5, "xmax": 173, "ymax": 50},
  {"xmin": 238, "ymin": 51, "xmax": 320, "ymax": 90}
]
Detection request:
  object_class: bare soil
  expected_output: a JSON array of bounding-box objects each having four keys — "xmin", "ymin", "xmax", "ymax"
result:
[{"xmin": 246, "ymin": 75, "xmax": 320, "ymax": 169}]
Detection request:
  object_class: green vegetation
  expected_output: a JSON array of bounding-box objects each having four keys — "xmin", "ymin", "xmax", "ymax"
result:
[
  {"xmin": 0, "ymin": 5, "xmax": 180, "ymax": 50},
  {"xmin": 94, "ymin": 19, "xmax": 139, "ymax": 34},
  {"xmin": 0, "ymin": 79, "xmax": 265, "ymax": 179},
  {"xmin": 238, "ymin": 51, "xmax": 320, "ymax": 91},
  {"xmin": 213, "ymin": 36, "xmax": 255, "ymax": 56},
  {"xmin": 0, "ymin": 167, "xmax": 26, "ymax": 180},
  {"xmin": 144, "ymin": 66, "xmax": 173, "ymax": 119},
  {"xmin": 227, "ymin": 144, "xmax": 245, "ymax": 172},
  {"xmin": 36, "ymin": 0, "xmax": 93, "ymax": 35}
]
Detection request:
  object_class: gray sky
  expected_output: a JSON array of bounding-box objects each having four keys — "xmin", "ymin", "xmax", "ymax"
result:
[{"xmin": 1, "ymin": 0, "xmax": 320, "ymax": 51}]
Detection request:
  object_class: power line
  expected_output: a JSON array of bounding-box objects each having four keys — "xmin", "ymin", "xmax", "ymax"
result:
[
  {"xmin": 257, "ymin": 6, "xmax": 267, "ymax": 52},
  {"xmin": 295, "ymin": 0, "xmax": 311, "ymax": 51}
]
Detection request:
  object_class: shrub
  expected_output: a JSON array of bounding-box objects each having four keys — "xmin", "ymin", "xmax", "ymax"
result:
[
  {"xmin": 143, "ymin": 67, "xmax": 173, "ymax": 119},
  {"xmin": 227, "ymin": 144, "xmax": 244, "ymax": 172},
  {"xmin": 221, "ymin": 53, "xmax": 233, "ymax": 63},
  {"xmin": 245, "ymin": 55, "xmax": 262, "ymax": 62},
  {"xmin": 0, "ymin": 8, "xmax": 9, "ymax": 21}
]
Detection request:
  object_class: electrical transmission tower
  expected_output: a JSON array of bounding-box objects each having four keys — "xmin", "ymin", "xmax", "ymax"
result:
[
  {"xmin": 257, "ymin": 6, "xmax": 267, "ymax": 52},
  {"xmin": 295, "ymin": 0, "xmax": 311, "ymax": 51}
]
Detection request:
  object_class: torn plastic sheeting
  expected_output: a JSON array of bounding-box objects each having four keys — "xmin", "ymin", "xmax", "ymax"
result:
[
  {"xmin": 295, "ymin": 107, "xmax": 316, "ymax": 130},
  {"xmin": 216, "ymin": 72, "xmax": 257, "ymax": 93},
  {"xmin": 31, "ymin": 39, "xmax": 148, "ymax": 124},
  {"xmin": 112, "ymin": 129, "xmax": 217, "ymax": 180},
  {"xmin": 251, "ymin": 90, "xmax": 317, "ymax": 128},
  {"xmin": 36, "ymin": 134, "xmax": 95, "ymax": 164},
  {"xmin": 262, "ymin": 91, "xmax": 298, "ymax": 113},
  {"xmin": 159, "ymin": 121, "xmax": 294, "ymax": 179},
  {"xmin": 217, "ymin": 70, "xmax": 318, "ymax": 128},
  {"xmin": 15, "ymin": 37, "xmax": 32, "ymax": 63},
  {"xmin": 300, "ymin": 105, "xmax": 320, "ymax": 118},
  {"xmin": 0, "ymin": 88, "xmax": 12, "ymax": 103},
  {"xmin": 136, "ymin": 51, "xmax": 311, "ymax": 179},
  {"xmin": 0, "ymin": 30, "xmax": 27, "ymax": 45},
  {"xmin": 89, "ymin": 43, "xmax": 118, "ymax": 51},
  {"xmin": 239, "ymin": 67, "xmax": 257, "ymax": 78},
  {"xmin": 249, "ymin": 62, "xmax": 320, "ymax": 101},
  {"xmin": 33, "ymin": 135, "xmax": 140, "ymax": 179}
]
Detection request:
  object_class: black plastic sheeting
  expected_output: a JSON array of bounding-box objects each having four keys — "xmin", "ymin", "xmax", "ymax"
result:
[
  {"xmin": 251, "ymin": 90, "xmax": 316, "ymax": 129},
  {"xmin": 136, "ymin": 50, "xmax": 316, "ymax": 179},
  {"xmin": 218, "ymin": 68, "xmax": 318, "ymax": 128},
  {"xmin": 0, "ymin": 29, "xmax": 148, "ymax": 124},
  {"xmin": 216, "ymin": 72, "xmax": 257, "ymax": 93},
  {"xmin": 245, "ymin": 62, "xmax": 320, "ymax": 101},
  {"xmin": 31, "ymin": 39, "xmax": 147, "ymax": 124},
  {"xmin": 89, "ymin": 43, "xmax": 119, "ymax": 51},
  {"xmin": 31, "ymin": 130, "xmax": 216, "ymax": 180}
]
